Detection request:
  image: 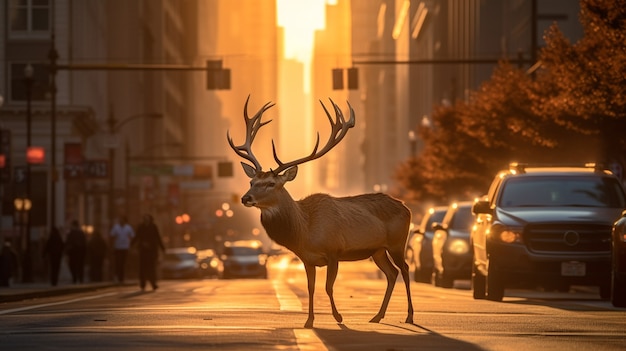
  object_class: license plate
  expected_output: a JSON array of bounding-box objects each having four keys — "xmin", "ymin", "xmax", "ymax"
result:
[{"xmin": 561, "ymin": 261, "xmax": 586, "ymax": 276}]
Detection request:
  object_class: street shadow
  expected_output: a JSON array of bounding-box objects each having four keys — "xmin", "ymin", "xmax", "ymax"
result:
[
  {"xmin": 312, "ymin": 321, "xmax": 485, "ymax": 351},
  {"xmin": 119, "ymin": 290, "xmax": 153, "ymax": 299}
]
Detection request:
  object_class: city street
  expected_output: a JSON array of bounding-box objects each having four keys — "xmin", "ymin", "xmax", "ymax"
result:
[{"xmin": 0, "ymin": 255, "xmax": 624, "ymax": 351}]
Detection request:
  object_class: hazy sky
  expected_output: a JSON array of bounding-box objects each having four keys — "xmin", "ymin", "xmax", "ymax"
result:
[{"xmin": 276, "ymin": 0, "xmax": 328, "ymax": 61}]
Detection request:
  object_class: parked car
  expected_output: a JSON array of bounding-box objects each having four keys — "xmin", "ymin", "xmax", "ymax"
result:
[
  {"xmin": 220, "ymin": 240, "xmax": 268, "ymax": 279},
  {"xmin": 406, "ymin": 206, "xmax": 447, "ymax": 283},
  {"xmin": 431, "ymin": 201, "xmax": 474, "ymax": 288},
  {"xmin": 611, "ymin": 210, "xmax": 626, "ymax": 307},
  {"xmin": 196, "ymin": 249, "xmax": 223, "ymax": 278},
  {"xmin": 161, "ymin": 247, "xmax": 201, "ymax": 279},
  {"xmin": 471, "ymin": 163, "xmax": 626, "ymax": 301}
]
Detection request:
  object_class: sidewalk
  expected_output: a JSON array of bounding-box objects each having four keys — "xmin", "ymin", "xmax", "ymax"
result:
[{"xmin": 0, "ymin": 280, "xmax": 120, "ymax": 303}]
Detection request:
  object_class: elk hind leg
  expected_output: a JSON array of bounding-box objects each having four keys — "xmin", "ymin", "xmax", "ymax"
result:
[
  {"xmin": 325, "ymin": 258, "xmax": 343, "ymax": 323},
  {"xmin": 303, "ymin": 263, "xmax": 317, "ymax": 328},
  {"xmin": 388, "ymin": 248, "xmax": 415, "ymax": 324},
  {"xmin": 369, "ymin": 249, "xmax": 399, "ymax": 323}
]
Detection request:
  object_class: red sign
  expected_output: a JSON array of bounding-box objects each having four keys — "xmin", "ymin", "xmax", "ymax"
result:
[
  {"xmin": 27, "ymin": 146, "xmax": 45, "ymax": 164},
  {"xmin": 64, "ymin": 143, "xmax": 83, "ymax": 179},
  {"xmin": 0, "ymin": 154, "xmax": 5, "ymax": 168}
]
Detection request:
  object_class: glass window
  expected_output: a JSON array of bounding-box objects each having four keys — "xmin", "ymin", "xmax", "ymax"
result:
[
  {"xmin": 498, "ymin": 176, "xmax": 626, "ymax": 208},
  {"xmin": 8, "ymin": 0, "xmax": 50, "ymax": 34},
  {"xmin": 10, "ymin": 63, "xmax": 49, "ymax": 102}
]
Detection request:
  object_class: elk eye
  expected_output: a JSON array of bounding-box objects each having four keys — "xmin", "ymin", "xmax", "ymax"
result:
[{"xmin": 266, "ymin": 182, "xmax": 276, "ymax": 188}]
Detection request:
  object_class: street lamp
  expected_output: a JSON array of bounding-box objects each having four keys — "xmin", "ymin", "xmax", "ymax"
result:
[
  {"xmin": 22, "ymin": 64, "xmax": 34, "ymax": 283},
  {"xmin": 14, "ymin": 197, "xmax": 32, "ymax": 282},
  {"xmin": 105, "ymin": 109, "xmax": 162, "ymax": 227}
]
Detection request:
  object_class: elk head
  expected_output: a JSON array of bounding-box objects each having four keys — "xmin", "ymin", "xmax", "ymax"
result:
[{"xmin": 227, "ymin": 96, "xmax": 355, "ymax": 208}]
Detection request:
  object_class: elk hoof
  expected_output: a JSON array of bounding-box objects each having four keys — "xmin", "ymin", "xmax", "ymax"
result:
[
  {"xmin": 369, "ymin": 315, "xmax": 383, "ymax": 323},
  {"xmin": 405, "ymin": 316, "xmax": 414, "ymax": 324},
  {"xmin": 304, "ymin": 318, "xmax": 314, "ymax": 329},
  {"xmin": 333, "ymin": 312, "xmax": 343, "ymax": 323}
]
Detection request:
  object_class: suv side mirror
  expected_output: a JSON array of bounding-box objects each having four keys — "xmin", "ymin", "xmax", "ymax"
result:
[{"xmin": 472, "ymin": 200, "xmax": 492, "ymax": 215}]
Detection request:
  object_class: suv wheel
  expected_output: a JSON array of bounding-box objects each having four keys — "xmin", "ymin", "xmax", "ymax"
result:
[
  {"xmin": 487, "ymin": 264, "xmax": 505, "ymax": 301},
  {"xmin": 434, "ymin": 271, "xmax": 454, "ymax": 288},
  {"xmin": 472, "ymin": 263, "xmax": 487, "ymax": 299},
  {"xmin": 611, "ymin": 269, "xmax": 626, "ymax": 307}
]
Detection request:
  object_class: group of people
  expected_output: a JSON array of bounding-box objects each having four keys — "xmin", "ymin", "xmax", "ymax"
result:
[{"xmin": 39, "ymin": 214, "xmax": 165, "ymax": 291}]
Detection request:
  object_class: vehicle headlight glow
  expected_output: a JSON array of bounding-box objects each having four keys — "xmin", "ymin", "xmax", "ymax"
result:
[
  {"xmin": 447, "ymin": 239, "xmax": 469, "ymax": 255},
  {"xmin": 499, "ymin": 230, "xmax": 521, "ymax": 243}
]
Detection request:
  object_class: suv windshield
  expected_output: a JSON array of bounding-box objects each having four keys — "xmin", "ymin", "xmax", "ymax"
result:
[
  {"xmin": 449, "ymin": 206, "xmax": 473, "ymax": 229},
  {"xmin": 498, "ymin": 176, "xmax": 626, "ymax": 208}
]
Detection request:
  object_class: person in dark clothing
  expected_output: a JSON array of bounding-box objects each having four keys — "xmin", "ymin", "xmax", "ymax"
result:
[
  {"xmin": 43, "ymin": 227, "xmax": 65, "ymax": 286},
  {"xmin": 65, "ymin": 220, "xmax": 87, "ymax": 284},
  {"xmin": 0, "ymin": 239, "xmax": 18, "ymax": 287},
  {"xmin": 87, "ymin": 230, "xmax": 107, "ymax": 282},
  {"xmin": 132, "ymin": 214, "xmax": 165, "ymax": 291}
]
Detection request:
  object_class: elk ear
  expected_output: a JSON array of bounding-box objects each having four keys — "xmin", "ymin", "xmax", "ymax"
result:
[
  {"xmin": 281, "ymin": 166, "xmax": 298, "ymax": 182},
  {"xmin": 241, "ymin": 162, "xmax": 257, "ymax": 178}
]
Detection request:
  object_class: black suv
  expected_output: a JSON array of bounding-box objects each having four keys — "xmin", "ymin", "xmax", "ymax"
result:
[{"xmin": 471, "ymin": 163, "xmax": 626, "ymax": 301}]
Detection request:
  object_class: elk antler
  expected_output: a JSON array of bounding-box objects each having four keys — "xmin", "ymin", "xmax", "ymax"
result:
[
  {"xmin": 227, "ymin": 95, "xmax": 275, "ymax": 172},
  {"xmin": 272, "ymin": 98, "xmax": 355, "ymax": 174}
]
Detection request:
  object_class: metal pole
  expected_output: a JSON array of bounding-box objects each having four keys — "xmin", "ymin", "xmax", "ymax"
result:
[
  {"xmin": 107, "ymin": 108, "xmax": 116, "ymax": 229},
  {"xmin": 22, "ymin": 65, "xmax": 33, "ymax": 282},
  {"xmin": 49, "ymin": 35, "xmax": 58, "ymax": 233}
]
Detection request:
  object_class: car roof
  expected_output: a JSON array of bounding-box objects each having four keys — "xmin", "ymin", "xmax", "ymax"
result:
[
  {"xmin": 504, "ymin": 163, "xmax": 616, "ymax": 178},
  {"xmin": 166, "ymin": 247, "xmax": 197, "ymax": 254}
]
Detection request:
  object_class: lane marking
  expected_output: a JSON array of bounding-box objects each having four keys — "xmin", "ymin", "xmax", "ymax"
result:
[
  {"xmin": 272, "ymin": 280, "xmax": 302, "ymax": 311},
  {"xmin": 0, "ymin": 292, "xmax": 118, "ymax": 315},
  {"xmin": 294, "ymin": 329, "xmax": 329, "ymax": 351}
]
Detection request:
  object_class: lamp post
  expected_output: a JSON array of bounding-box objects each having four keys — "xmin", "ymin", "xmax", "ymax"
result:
[
  {"xmin": 22, "ymin": 64, "xmax": 34, "ymax": 283},
  {"xmin": 106, "ymin": 110, "xmax": 162, "ymax": 227},
  {"xmin": 14, "ymin": 197, "xmax": 32, "ymax": 282}
]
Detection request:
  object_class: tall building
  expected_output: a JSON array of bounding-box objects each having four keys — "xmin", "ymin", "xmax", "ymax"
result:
[{"xmin": 316, "ymin": 0, "xmax": 582, "ymax": 196}]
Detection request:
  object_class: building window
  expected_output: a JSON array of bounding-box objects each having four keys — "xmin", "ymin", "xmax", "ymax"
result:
[
  {"xmin": 10, "ymin": 63, "xmax": 49, "ymax": 102},
  {"xmin": 8, "ymin": 0, "xmax": 51, "ymax": 34}
]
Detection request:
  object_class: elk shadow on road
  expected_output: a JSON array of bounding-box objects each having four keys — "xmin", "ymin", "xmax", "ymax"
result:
[{"xmin": 312, "ymin": 322, "xmax": 485, "ymax": 351}]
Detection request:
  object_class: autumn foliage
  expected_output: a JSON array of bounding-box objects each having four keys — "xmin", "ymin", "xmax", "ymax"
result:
[{"xmin": 395, "ymin": 0, "xmax": 626, "ymax": 205}]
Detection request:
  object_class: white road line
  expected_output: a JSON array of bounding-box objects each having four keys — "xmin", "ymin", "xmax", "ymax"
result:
[
  {"xmin": 272, "ymin": 280, "xmax": 302, "ymax": 311},
  {"xmin": 271, "ymin": 280, "xmax": 328, "ymax": 351},
  {"xmin": 294, "ymin": 329, "xmax": 329, "ymax": 351},
  {"xmin": 0, "ymin": 292, "xmax": 118, "ymax": 315}
]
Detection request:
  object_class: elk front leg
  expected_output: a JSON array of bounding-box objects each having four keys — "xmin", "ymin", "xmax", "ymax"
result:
[
  {"xmin": 325, "ymin": 258, "xmax": 343, "ymax": 323},
  {"xmin": 303, "ymin": 263, "xmax": 316, "ymax": 328},
  {"xmin": 369, "ymin": 249, "xmax": 399, "ymax": 323}
]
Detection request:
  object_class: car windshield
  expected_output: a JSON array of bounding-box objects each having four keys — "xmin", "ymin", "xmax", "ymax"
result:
[
  {"xmin": 449, "ymin": 206, "xmax": 473, "ymax": 230},
  {"xmin": 223, "ymin": 246, "xmax": 261, "ymax": 256},
  {"xmin": 419, "ymin": 210, "xmax": 446, "ymax": 233},
  {"xmin": 498, "ymin": 176, "xmax": 626, "ymax": 208},
  {"xmin": 165, "ymin": 253, "xmax": 196, "ymax": 261}
]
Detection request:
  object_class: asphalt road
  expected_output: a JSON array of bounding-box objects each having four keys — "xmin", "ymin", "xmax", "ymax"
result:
[{"xmin": 0, "ymin": 255, "xmax": 624, "ymax": 350}]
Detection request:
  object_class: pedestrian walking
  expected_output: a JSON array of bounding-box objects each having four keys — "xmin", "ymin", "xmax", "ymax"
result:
[
  {"xmin": 42, "ymin": 227, "xmax": 65, "ymax": 286},
  {"xmin": 109, "ymin": 216, "xmax": 135, "ymax": 284},
  {"xmin": 65, "ymin": 220, "xmax": 87, "ymax": 284},
  {"xmin": 87, "ymin": 230, "xmax": 107, "ymax": 282},
  {"xmin": 0, "ymin": 239, "xmax": 18, "ymax": 287},
  {"xmin": 132, "ymin": 214, "xmax": 165, "ymax": 291}
]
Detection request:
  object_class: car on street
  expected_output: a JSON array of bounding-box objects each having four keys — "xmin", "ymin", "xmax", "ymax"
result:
[
  {"xmin": 161, "ymin": 247, "xmax": 201, "ymax": 279},
  {"xmin": 431, "ymin": 201, "xmax": 474, "ymax": 288},
  {"xmin": 196, "ymin": 248, "xmax": 223, "ymax": 278},
  {"xmin": 610, "ymin": 210, "xmax": 626, "ymax": 307},
  {"xmin": 406, "ymin": 206, "xmax": 447, "ymax": 283},
  {"xmin": 471, "ymin": 163, "xmax": 626, "ymax": 301},
  {"xmin": 220, "ymin": 240, "xmax": 268, "ymax": 279}
]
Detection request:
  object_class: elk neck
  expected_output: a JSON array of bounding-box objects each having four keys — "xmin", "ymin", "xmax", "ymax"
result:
[{"xmin": 259, "ymin": 188, "xmax": 307, "ymax": 250}]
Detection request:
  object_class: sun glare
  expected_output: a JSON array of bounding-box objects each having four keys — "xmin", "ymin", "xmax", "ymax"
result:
[{"xmin": 277, "ymin": 0, "xmax": 329, "ymax": 62}]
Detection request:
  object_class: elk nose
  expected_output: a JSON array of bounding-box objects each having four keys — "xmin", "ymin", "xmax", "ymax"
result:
[{"xmin": 241, "ymin": 194, "xmax": 252, "ymax": 205}]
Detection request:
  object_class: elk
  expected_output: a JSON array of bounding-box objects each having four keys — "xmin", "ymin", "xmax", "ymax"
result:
[{"xmin": 227, "ymin": 96, "xmax": 414, "ymax": 328}]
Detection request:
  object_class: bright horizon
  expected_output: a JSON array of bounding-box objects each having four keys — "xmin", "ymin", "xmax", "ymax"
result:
[{"xmin": 277, "ymin": 0, "xmax": 332, "ymax": 93}]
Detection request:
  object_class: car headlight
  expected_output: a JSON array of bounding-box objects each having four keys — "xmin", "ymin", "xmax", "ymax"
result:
[
  {"xmin": 209, "ymin": 258, "xmax": 219, "ymax": 268},
  {"xmin": 447, "ymin": 239, "xmax": 469, "ymax": 255},
  {"xmin": 489, "ymin": 225, "xmax": 523, "ymax": 244}
]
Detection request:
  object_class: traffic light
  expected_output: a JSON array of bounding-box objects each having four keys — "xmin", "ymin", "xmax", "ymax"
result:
[
  {"xmin": 331, "ymin": 68, "xmax": 358, "ymax": 90},
  {"xmin": 206, "ymin": 60, "xmax": 231, "ymax": 90},
  {"xmin": 332, "ymin": 68, "xmax": 343, "ymax": 90}
]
